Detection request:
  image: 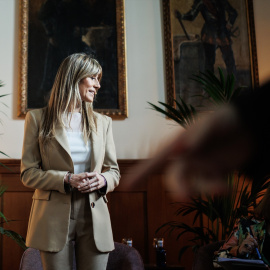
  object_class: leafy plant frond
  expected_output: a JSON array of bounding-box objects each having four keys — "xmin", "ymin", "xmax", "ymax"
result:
[
  {"xmin": 0, "ymin": 184, "xmax": 7, "ymax": 196},
  {"xmin": 148, "ymin": 102, "xmax": 184, "ymax": 126},
  {"xmin": 0, "ymin": 162, "xmax": 13, "ymax": 172},
  {"xmin": 178, "ymin": 245, "xmax": 193, "ymax": 261},
  {"xmin": 191, "ymin": 68, "xmax": 242, "ymax": 106},
  {"xmin": 148, "ymin": 98, "xmax": 196, "ymax": 129},
  {"xmin": 0, "ymin": 227, "xmax": 27, "ymax": 250},
  {"xmin": 0, "ymin": 152, "xmax": 13, "ymax": 172},
  {"xmin": 0, "ymin": 211, "xmax": 8, "ymax": 223},
  {"xmin": 159, "ymin": 171, "xmax": 269, "ymax": 258},
  {"xmin": 0, "ymin": 94, "xmax": 9, "ymax": 98},
  {"xmin": 149, "ymin": 69, "xmax": 260, "ymax": 261}
]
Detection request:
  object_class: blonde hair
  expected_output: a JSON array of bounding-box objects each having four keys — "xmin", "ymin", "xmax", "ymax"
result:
[{"xmin": 40, "ymin": 53, "xmax": 102, "ymax": 144}]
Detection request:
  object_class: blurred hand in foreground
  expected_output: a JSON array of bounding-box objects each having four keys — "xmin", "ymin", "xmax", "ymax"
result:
[
  {"xmin": 125, "ymin": 81, "xmax": 270, "ymax": 199},
  {"xmin": 125, "ymin": 105, "xmax": 254, "ymax": 199}
]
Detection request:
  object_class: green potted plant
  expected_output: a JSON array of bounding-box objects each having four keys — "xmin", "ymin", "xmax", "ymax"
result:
[
  {"xmin": 0, "ymin": 80, "xmax": 27, "ymax": 250},
  {"xmin": 148, "ymin": 69, "xmax": 269, "ymax": 259}
]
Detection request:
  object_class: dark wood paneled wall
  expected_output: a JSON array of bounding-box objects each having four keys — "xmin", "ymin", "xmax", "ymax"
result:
[{"xmin": 0, "ymin": 159, "xmax": 195, "ymax": 270}]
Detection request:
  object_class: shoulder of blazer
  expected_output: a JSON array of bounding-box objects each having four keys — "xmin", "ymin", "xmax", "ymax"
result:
[
  {"xmin": 93, "ymin": 111, "xmax": 112, "ymax": 127},
  {"xmin": 26, "ymin": 108, "xmax": 46, "ymax": 123}
]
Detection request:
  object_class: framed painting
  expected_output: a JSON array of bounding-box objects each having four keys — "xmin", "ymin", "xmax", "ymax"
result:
[
  {"xmin": 162, "ymin": 0, "xmax": 259, "ymax": 110},
  {"xmin": 18, "ymin": 0, "xmax": 127, "ymax": 119}
]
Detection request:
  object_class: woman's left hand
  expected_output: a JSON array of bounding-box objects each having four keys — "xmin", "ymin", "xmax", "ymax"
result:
[{"xmin": 78, "ymin": 172, "xmax": 106, "ymax": 193}]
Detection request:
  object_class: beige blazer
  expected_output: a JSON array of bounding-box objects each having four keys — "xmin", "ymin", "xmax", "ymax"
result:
[{"xmin": 20, "ymin": 108, "xmax": 120, "ymax": 252}]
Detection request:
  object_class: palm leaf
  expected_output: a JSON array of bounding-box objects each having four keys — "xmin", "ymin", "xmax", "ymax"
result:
[
  {"xmin": 0, "ymin": 184, "xmax": 7, "ymax": 196},
  {"xmin": 218, "ymin": 67, "xmax": 225, "ymax": 89},
  {"xmin": 192, "ymin": 68, "xmax": 242, "ymax": 106},
  {"xmin": 148, "ymin": 99, "xmax": 196, "ymax": 129},
  {"xmin": 150, "ymin": 68, "xmax": 257, "ymax": 259},
  {"xmin": 192, "ymin": 75, "xmax": 225, "ymax": 105},
  {"xmin": 176, "ymin": 98, "xmax": 196, "ymax": 126},
  {"xmin": 0, "ymin": 212, "xmax": 8, "ymax": 223},
  {"xmin": 225, "ymin": 74, "xmax": 234, "ymax": 99},
  {"xmin": 0, "ymin": 152, "xmax": 13, "ymax": 172},
  {"xmin": 231, "ymin": 86, "xmax": 243, "ymax": 101},
  {"xmin": 158, "ymin": 101, "xmax": 186, "ymax": 124},
  {"xmin": 0, "ymin": 227, "xmax": 27, "ymax": 250},
  {"xmin": 0, "ymin": 94, "xmax": 9, "ymax": 98},
  {"xmin": 148, "ymin": 102, "xmax": 184, "ymax": 125},
  {"xmin": 178, "ymin": 245, "xmax": 192, "ymax": 261}
]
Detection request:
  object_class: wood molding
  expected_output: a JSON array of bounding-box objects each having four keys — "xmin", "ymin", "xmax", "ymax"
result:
[{"xmin": 0, "ymin": 158, "xmax": 143, "ymax": 167}]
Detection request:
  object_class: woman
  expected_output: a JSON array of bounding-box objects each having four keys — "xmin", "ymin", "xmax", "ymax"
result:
[
  {"xmin": 214, "ymin": 187, "xmax": 270, "ymax": 267},
  {"xmin": 21, "ymin": 53, "xmax": 120, "ymax": 270}
]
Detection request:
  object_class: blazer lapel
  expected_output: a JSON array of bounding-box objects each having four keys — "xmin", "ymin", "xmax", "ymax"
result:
[
  {"xmin": 54, "ymin": 122, "xmax": 71, "ymax": 158},
  {"xmin": 90, "ymin": 121, "xmax": 103, "ymax": 172}
]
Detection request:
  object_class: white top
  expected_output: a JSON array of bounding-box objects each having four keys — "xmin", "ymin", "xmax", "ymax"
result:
[{"xmin": 63, "ymin": 112, "xmax": 91, "ymax": 174}]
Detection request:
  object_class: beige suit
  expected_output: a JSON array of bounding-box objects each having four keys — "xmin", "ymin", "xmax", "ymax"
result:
[{"xmin": 21, "ymin": 108, "xmax": 120, "ymax": 253}]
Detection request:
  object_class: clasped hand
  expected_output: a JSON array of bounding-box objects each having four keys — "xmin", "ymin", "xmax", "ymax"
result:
[{"xmin": 67, "ymin": 172, "xmax": 105, "ymax": 193}]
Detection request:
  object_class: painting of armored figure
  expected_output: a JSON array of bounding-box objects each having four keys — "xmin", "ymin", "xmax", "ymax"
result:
[{"xmin": 163, "ymin": 0, "xmax": 258, "ymax": 110}]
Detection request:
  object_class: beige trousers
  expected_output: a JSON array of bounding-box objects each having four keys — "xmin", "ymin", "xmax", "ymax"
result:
[{"xmin": 40, "ymin": 190, "xmax": 109, "ymax": 270}]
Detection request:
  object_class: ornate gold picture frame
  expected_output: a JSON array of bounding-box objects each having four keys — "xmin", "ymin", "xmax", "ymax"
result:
[
  {"xmin": 162, "ymin": 0, "xmax": 259, "ymax": 109},
  {"xmin": 18, "ymin": 0, "xmax": 127, "ymax": 119}
]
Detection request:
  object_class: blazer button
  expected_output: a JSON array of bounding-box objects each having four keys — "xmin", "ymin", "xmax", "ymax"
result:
[{"xmin": 91, "ymin": 202, "xmax": 95, "ymax": 208}]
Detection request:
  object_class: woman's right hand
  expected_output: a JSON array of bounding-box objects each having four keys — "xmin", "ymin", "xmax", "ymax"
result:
[
  {"xmin": 64, "ymin": 172, "xmax": 92, "ymax": 189},
  {"xmin": 238, "ymin": 234, "xmax": 258, "ymax": 256}
]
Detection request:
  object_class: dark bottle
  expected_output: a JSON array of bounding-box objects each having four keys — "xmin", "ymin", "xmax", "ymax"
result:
[{"xmin": 156, "ymin": 238, "xmax": 166, "ymax": 268}]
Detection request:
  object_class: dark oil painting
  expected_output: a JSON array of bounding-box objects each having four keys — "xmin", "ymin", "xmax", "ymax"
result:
[
  {"xmin": 20, "ymin": 0, "xmax": 127, "ymax": 118},
  {"xmin": 163, "ymin": 0, "xmax": 258, "ymax": 110}
]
